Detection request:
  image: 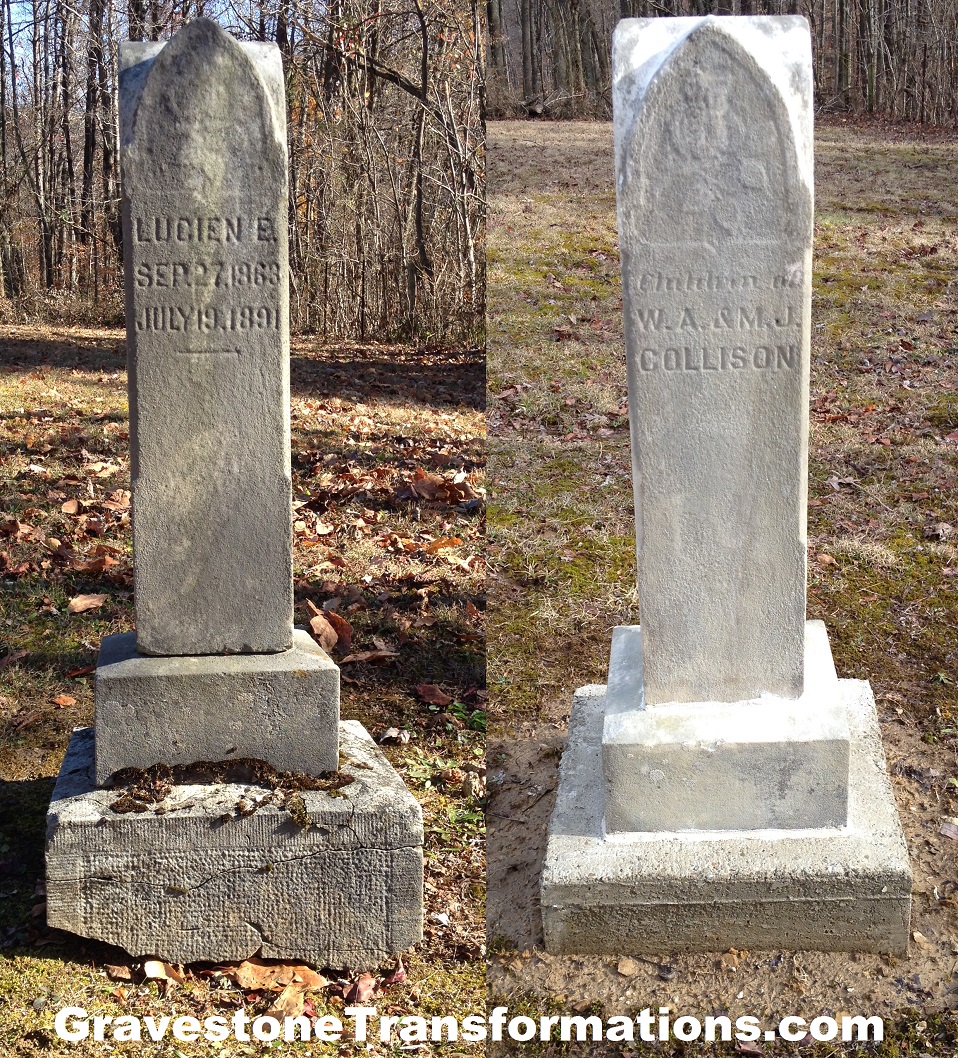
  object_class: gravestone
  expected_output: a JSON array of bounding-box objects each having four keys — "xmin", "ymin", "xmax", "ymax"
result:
[
  {"xmin": 541, "ymin": 16, "xmax": 911, "ymax": 955},
  {"xmin": 45, "ymin": 19, "xmax": 423, "ymax": 967},
  {"xmin": 122, "ymin": 17, "xmax": 293, "ymax": 659},
  {"xmin": 95, "ymin": 20, "xmax": 336, "ymax": 781}
]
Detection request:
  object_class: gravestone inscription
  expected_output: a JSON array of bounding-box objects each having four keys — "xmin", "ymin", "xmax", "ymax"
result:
[{"xmin": 122, "ymin": 19, "xmax": 293, "ymax": 657}]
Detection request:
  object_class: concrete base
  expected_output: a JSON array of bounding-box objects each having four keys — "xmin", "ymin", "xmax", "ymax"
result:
[
  {"xmin": 46, "ymin": 723, "xmax": 423, "ymax": 968},
  {"xmin": 542, "ymin": 681, "xmax": 911, "ymax": 955},
  {"xmin": 94, "ymin": 628, "xmax": 339, "ymax": 784},
  {"xmin": 603, "ymin": 621, "xmax": 850, "ymax": 831}
]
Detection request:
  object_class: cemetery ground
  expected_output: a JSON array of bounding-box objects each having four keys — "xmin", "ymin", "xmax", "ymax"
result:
[
  {"xmin": 0, "ymin": 330, "xmax": 484, "ymax": 1054},
  {"xmin": 488, "ymin": 119, "xmax": 958, "ymax": 1053}
]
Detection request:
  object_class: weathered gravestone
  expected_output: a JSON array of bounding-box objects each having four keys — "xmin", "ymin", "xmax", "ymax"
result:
[
  {"xmin": 541, "ymin": 16, "xmax": 911, "ymax": 954},
  {"xmin": 45, "ymin": 19, "xmax": 423, "ymax": 967}
]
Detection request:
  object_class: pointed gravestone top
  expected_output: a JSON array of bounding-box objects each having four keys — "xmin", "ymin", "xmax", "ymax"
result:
[
  {"xmin": 613, "ymin": 15, "xmax": 813, "ymax": 704},
  {"xmin": 120, "ymin": 20, "xmax": 293, "ymax": 656}
]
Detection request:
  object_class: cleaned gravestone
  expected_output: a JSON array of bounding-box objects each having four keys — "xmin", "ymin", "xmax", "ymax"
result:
[
  {"xmin": 615, "ymin": 16, "xmax": 812, "ymax": 706},
  {"xmin": 541, "ymin": 16, "xmax": 911, "ymax": 955},
  {"xmin": 605, "ymin": 13, "xmax": 849, "ymax": 835},
  {"xmin": 122, "ymin": 18, "xmax": 293, "ymax": 657}
]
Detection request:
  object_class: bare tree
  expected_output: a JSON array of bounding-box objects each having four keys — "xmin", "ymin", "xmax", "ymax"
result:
[{"xmin": 0, "ymin": 0, "xmax": 484, "ymax": 344}]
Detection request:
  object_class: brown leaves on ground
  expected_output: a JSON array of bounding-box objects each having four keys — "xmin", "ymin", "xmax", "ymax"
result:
[
  {"xmin": 67, "ymin": 592, "xmax": 107, "ymax": 614},
  {"xmin": 304, "ymin": 600, "xmax": 353, "ymax": 656},
  {"xmin": 0, "ymin": 482, "xmax": 132, "ymax": 586},
  {"xmin": 220, "ymin": 956, "xmax": 326, "ymax": 992},
  {"xmin": 398, "ymin": 468, "xmax": 479, "ymax": 506},
  {"xmin": 415, "ymin": 683, "xmax": 453, "ymax": 707},
  {"xmin": 102, "ymin": 953, "xmax": 410, "ymax": 1021},
  {"xmin": 0, "ymin": 650, "xmax": 28, "ymax": 671},
  {"xmin": 340, "ymin": 640, "xmax": 400, "ymax": 665},
  {"xmin": 343, "ymin": 972, "xmax": 377, "ymax": 1005},
  {"xmin": 106, "ymin": 956, "xmax": 326, "ymax": 1014}
]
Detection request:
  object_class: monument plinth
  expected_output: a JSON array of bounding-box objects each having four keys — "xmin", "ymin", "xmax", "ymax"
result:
[
  {"xmin": 541, "ymin": 15, "xmax": 911, "ymax": 955},
  {"xmin": 45, "ymin": 19, "xmax": 423, "ymax": 968}
]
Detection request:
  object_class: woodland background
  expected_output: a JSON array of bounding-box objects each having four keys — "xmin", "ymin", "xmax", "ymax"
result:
[
  {"xmin": 487, "ymin": 0, "xmax": 958, "ymax": 126},
  {"xmin": 0, "ymin": 0, "xmax": 956, "ymax": 342},
  {"xmin": 0, "ymin": 0, "xmax": 484, "ymax": 344}
]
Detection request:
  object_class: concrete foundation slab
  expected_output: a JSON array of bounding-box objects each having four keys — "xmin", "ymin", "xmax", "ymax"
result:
[
  {"xmin": 47, "ymin": 722, "xmax": 423, "ymax": 968},
  {"xmin": 94, "ymin": 628, "xmax": 339, "ymax": 784},
  {"xmin": 542, "ymin": 682, "xmax": 911, "ymax": 955},
  {"xmin": 603, "ymin": 621, "xmax": 850, "ymax": 831}
]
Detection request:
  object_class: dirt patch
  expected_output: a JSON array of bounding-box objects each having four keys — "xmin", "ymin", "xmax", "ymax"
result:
[{"xmin": 489, "ymin": 721, "xmax": 958, "ymax": 1021}]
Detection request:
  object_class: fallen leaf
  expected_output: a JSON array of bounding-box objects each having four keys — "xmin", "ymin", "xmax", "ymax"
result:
[
  {"xmin": 344, "ymin": 972, "xmax": 377, "ymax": 1004},
  {"xmin": 221, "ymin": 957, "xmax": 325, "ymax": 991},
  {"xmin": 52, "ymin": 694, "xmax": 76, "ymax": 708},
  {"xmin": 72, "ymin": 555, "xmax": 118, "ymax": 574},
  {"xmin": 381, "ymin": 956, "xmax": 406, "ymax": 987},
  {"xmin": 11, "ymin": 709, "xmax": 42, "ymax": 732},
  {"xmin": 308, "ymin": 610, "xmax": 338, "ymax": 653},
  {"xmin": 67, "ymin": 593, "xmax": 107, "ymax": 614},
  {"xmin": 735, "ymin": 1042, "xmax": 764, "ymax": 1056},
  {"xmin": 415, "ymin": 683, "xmax": 453, "ymax": 707},
  {"xmin": 324, "ymin": 610, "xmax": 353, "ymax": 654},
  {"xmin": 105, "ymin": 964, "xmax": 133, "ymax": 981},
  {"xmin": 66, "ymin": 664, "xmax": 96, "ymax": 677},
  {"xmin": 0, "ymin": 650, "xmax": 28, "ymax": 671},
  {"xmin": 816, "ymin": 554, "xmax": 838, "ymax": 568},
  {"xmin": 424, "ymin": 536, "xmax": 462, "ymax": 554},
  {"xmin": 292, "ymin": 966, "xmax": 327, "ymax": 989},
  {"xmin": 143, "ymin": 959, "xmax": 184, "ymax": 984},
  {"xmin": 340, "ymin": 648, "xmax": 398, "ymax": 664},
  {"xmin": 940, "ymin": 818, "xmax": 958, "ymax": 840},
  {"xmin": 265, "ymin": 983, "xmax": 306, "ymax": 1019},
  {"xmin": 84, "ymin": 460, "xmax": 119, "ymax": 478},
  {"xmin": 379, "ymin": 727, "xmax": 410, "ymax": 745}
]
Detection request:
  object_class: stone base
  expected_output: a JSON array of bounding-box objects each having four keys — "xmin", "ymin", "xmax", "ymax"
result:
[
  {"xmin": 542, "ymin": 681, "xmax": 911, "ymax": 955},
  {"xmin": 46, "ymin": 722, "xmax": 423, "ymax": 968},
  {"xmin": 94, "ymin": 628, "xmax": 339, "ymax": 784},
  {"xmin": 603, "ymin": 620, "xmax": 850, "ymax": 831}
]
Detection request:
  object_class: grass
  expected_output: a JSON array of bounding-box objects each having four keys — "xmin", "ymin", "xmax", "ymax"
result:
[{"xmin": 0, "ymin": 326, "xmax": 485, "ymax": 1054}]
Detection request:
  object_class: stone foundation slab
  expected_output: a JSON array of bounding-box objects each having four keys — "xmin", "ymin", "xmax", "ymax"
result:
[
  {"xmin": 93, "ymin": 629, "xmax": 339, "ymax": 784},
  {"xmin": 47, "ymin": 722, "xmax": 423, "ymax": 968},
  {"xmin": 542, "ymin": 681, "xmax": 911, "ymax": 955},
  {"xmin": 603, "ymin": 620, "xmax": 850, "ymax": 831}
]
